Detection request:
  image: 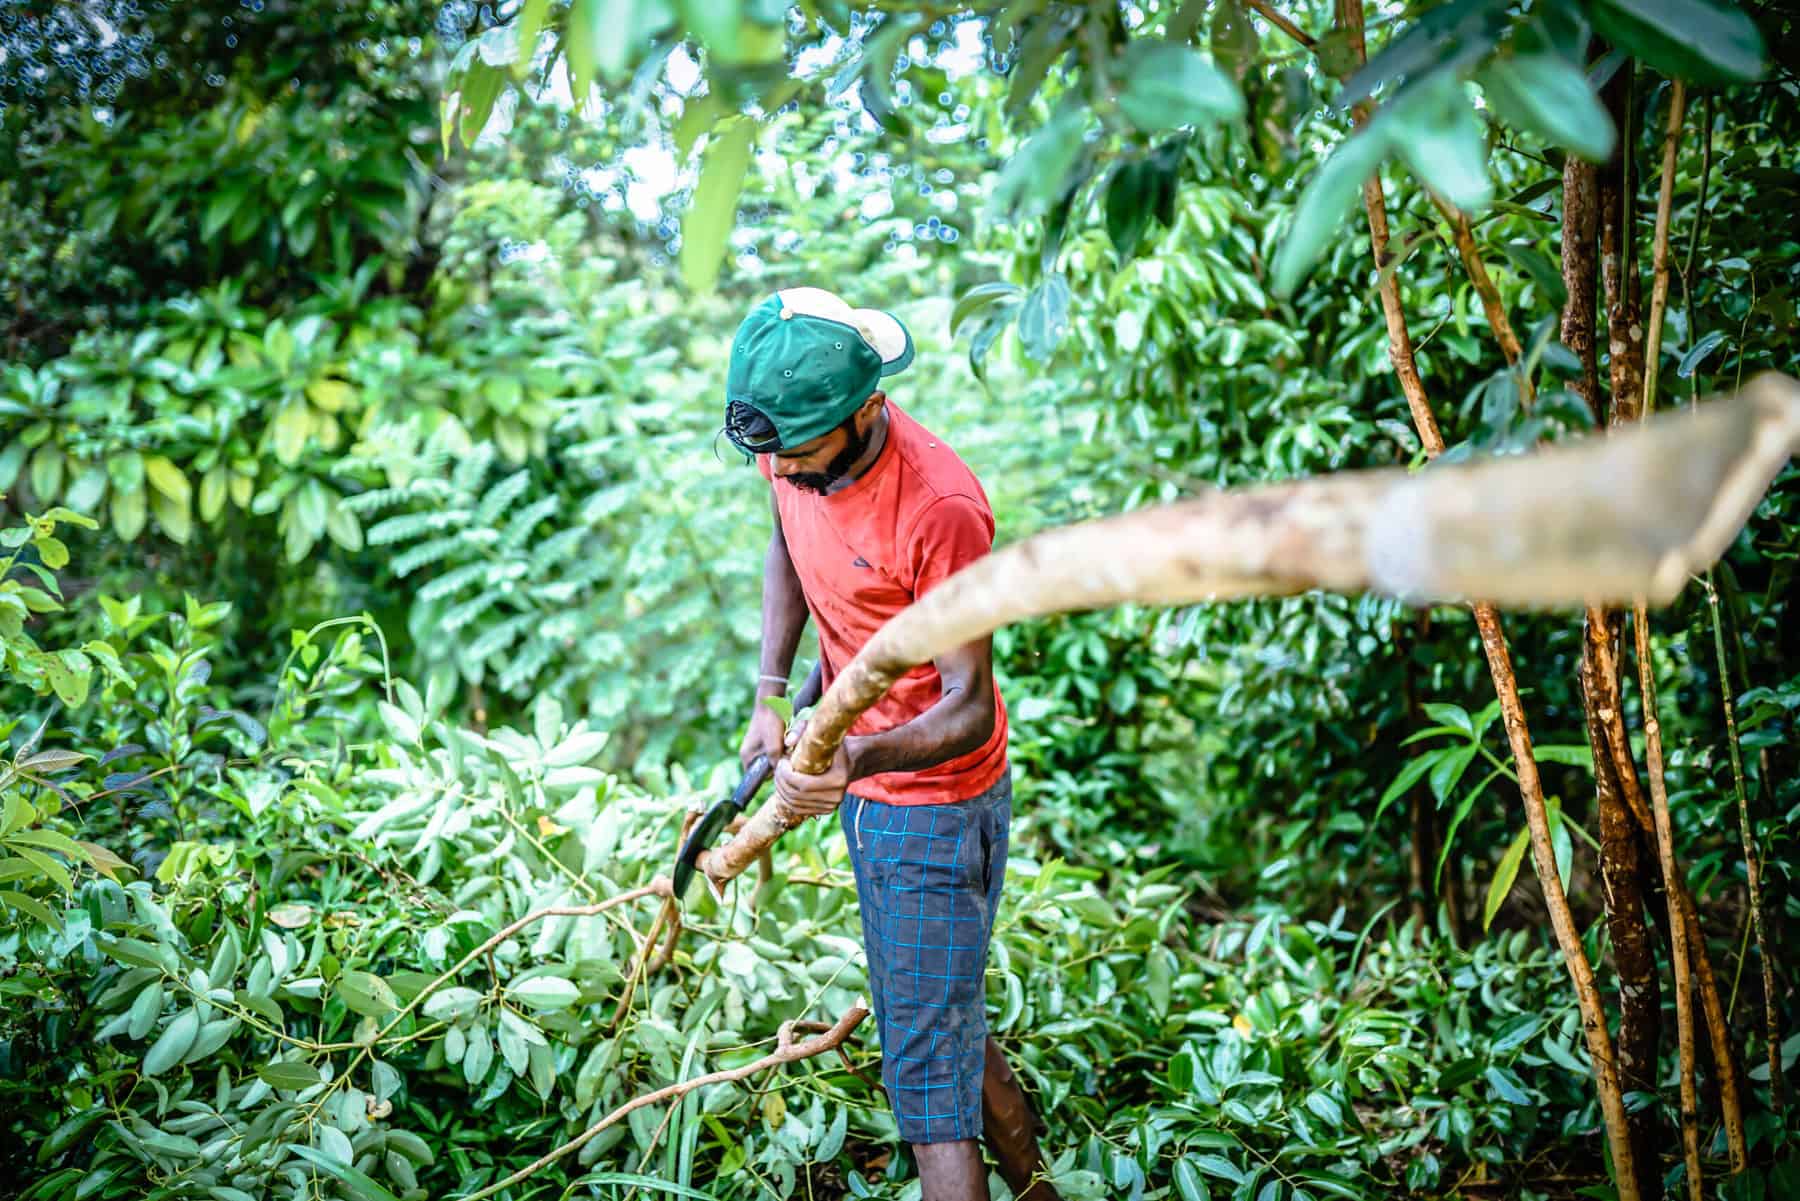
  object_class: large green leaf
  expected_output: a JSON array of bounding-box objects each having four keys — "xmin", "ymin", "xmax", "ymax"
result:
[
  {"xmin": 680, "ymin": 118, "xmax": 756, "ymax": 294},
  {"xmin": 287, "ymin": 1144, "xmax": 402, "ymax": 1201},
  {"xmin": 1483, "ymin": 824, "xmax": 1531, "ymax": 931},
  {"xmin": 336, "ymin": 969, "xmax": 400, "ymax": 1017},
  {"xmin": 1590, "ymin": 0, "xmax": 1765, "ymax": 84},
  {"xmin": 1271, "ymin": 123, "xmax": 1390, "ymax": 298},
  {"xmin": 988, "ymin": 104, "xmax": 1090, "ymax": 225},
  {"xmin": 1478, "ymin": 53, "xmax": 1615, "ymax": 163},
  {"xmin": 1115, "ymin": 43, "xmax": 1245, "ymax": 133},
  {"xmin": 142, "ymin": 1007, "xmax": 200, "ymax": 1076},
  {"xmin": 1387, "ymin": 75, "xmax": 1492, "ymax": 213}
]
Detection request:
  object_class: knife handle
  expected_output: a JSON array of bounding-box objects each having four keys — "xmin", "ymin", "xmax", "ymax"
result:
[{"xmin": 734, "ymin": 753, "xmax": 774, "ymax": 808}]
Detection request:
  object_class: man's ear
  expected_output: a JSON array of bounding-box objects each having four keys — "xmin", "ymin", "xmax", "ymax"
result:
[{"xmin": 859, "ymin": 390, "xmax": 887, "ymax": 426}]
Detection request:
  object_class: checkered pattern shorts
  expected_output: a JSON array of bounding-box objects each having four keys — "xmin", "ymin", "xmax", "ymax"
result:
[{"xmin": 842, "ymin": 769, "xmax": 1011, "ymax": 1145}]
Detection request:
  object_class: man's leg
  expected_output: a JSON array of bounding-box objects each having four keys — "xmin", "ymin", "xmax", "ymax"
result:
[
  {"xmin": 842, "ymin": 785, "xmax": 1010, "ymax": 1199},
  {"xmin": 913, "ymin": 1139, "xmax": 989, "ymax": 1201},
  {"xmin": 980, "ymin": 1037, "xmax": 1061, "ymax": 1200}
]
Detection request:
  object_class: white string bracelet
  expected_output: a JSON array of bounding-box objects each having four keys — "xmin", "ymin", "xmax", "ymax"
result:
[{"xmin": 758, "ymin": 673, "xmax": 789, "ymax": 686}]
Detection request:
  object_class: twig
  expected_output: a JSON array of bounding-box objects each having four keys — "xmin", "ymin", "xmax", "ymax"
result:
[
  {"xmin": 457, "ymin": 1004, "xmax": 871, "ymax": 1201},
  {"xmin": 1245, "ymin": 0, "xmax": 1315, "ymax": 49}
]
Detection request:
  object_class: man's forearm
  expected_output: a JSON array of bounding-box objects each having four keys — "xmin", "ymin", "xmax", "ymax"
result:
[
  {"xmin": 846, "ymin": 684, "xmax": 995, "ymax": 779},
  {"xmin": 757, "ymin": 530, "xmax": 810, "ymax": 699}
]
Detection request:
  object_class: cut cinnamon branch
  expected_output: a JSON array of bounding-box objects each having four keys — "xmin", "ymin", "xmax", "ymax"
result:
[
  {"xmin": 677, "ymin": 374, "xmax": 1800, "ymax": 891},
  {"xmin": 460, "ymin": 1004, "xmax": 872, "ymax": 1201}
]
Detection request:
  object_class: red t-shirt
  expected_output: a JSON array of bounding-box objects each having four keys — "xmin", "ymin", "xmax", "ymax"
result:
[{"xmin": 757, "ymin": 401, "xmax": 1008, "ymax": 805}]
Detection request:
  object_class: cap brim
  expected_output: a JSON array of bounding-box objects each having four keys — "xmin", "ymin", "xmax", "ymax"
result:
[{"xmin": 852, "ymin": 307, "xmax": 914, "ymax": 377}]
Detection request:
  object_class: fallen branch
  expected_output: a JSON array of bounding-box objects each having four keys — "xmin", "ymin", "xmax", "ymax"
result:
[{"xmin": 457, "ymin": 1003, "xmax": 871, "ymax": 1201}]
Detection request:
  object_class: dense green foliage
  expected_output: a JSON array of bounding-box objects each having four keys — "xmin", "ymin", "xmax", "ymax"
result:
[{"xmin": 4, "ymin": 1, "xmax": 1798, "ymax": 1199}]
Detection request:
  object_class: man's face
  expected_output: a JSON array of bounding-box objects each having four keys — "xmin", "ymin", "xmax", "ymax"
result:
[{"xmin": 771, "ymin": 407, "xmax": 874, "ymax": 494}]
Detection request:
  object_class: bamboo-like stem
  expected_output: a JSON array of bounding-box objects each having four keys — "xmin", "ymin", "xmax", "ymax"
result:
[
  {"xmin": 1636, "ymin": 601, "xmax": 1702, "ymax": 1201},
  {"xmin": 1643, "ymin": 81, "xmax": 1686, "ymax": 418},
  {"xmin": 1707, "ymin": 576, "xmax": 1782, "ymax": 1113},
  {"xmin": 1433, "ymin": 194, "xmax": 1531, "ymax": 401},
  {"xmin": 1588, "ymin": 619, "xmax": 1749, "ymax": 1166},
  {"xmin": 458, "ymin": 1004, "xmax": 871, "ymax": 1201},
  {"xmin": 1635, "ymin": 78, "xmax": 1702, "ymax": 1201}
]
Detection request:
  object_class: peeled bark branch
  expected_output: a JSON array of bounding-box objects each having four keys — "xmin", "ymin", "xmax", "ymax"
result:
[{"xmin": 681, "ymin": 375, "xmax": 1800, "ymax": 890}]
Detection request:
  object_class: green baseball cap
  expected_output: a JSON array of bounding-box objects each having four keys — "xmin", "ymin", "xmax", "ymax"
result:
[{"xmin": 724, "ymin": 287, "xmax": 915, "ymax": 454}]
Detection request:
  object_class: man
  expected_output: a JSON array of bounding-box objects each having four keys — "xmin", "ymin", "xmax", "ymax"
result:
[{"xmin": 723, "ymin": 287, "xmax": 1060, "ymax": 1201}]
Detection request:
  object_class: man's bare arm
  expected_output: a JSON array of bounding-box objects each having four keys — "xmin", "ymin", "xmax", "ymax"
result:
[
  {"xmin": 843, "ymin": 636, "xmax": 996, "ymax": 779},
  {"xmin": 757, "ymin": 494, "xmax": 811, "ymax": 701}
]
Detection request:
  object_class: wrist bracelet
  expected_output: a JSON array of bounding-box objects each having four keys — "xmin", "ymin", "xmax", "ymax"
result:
[{"xmin": 758, "ymin": 673, "xmax": 789, "ymax": 686}]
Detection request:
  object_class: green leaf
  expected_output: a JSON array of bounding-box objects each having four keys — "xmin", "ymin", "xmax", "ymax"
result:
[
  {"xmin": 458, "ymin": 62, "xmax": 506, "ymax": 148},
  {"xmin": 1271, "ymin": 123, "xmax": 1390, "ymax": 298},
  {"xmin": 1678, "ymin": 330, "xmax": 1728, "ymax": 378},
  {"xmin": 0, "ymin": 890, "xmax": 58, "ymax": 927},
  {"xmin": 1484, "ymin": 1064, "xmax": 1531, "ymax": 1104},
  {"xmin": 287, "ymin": 1144, "xmax": 402, "ymax": 1201},
  {"xmin": 1483, "ymin": 824, "xmax": 1531, "ymax": 931},
  {"xmin": 676, "ymin": 0, "xmax": 742, "ymax": 60},
  {"xmin": 680, "ymin": 117, "xmax": 756, "ymax": 294},
  {"xmin": 1017, "ymin": 273, "xmax": 1072, "ymax": 361},
  {"xmin": 1428, "ymin": 743, "xmax": 1478, "ymax": 804},
  {"xmin": 143, "ymin": 1007, "xmax": 201, "ymax": 1076},
  {"xmin": 759, "ymin": 695, "xmax": 793, "ymax": 723},
  {"xmin": 33, "ymin": 535, "xmax": 69, "ymax": 570},
  {"xmin": 989, "ymin": 104, "xmax": 1090, "ymax": 225},
  {"xmin": 143, "ymin": 456, "xmax": 190, "ymax": 504},
  {"xmin": 1589, "ymin": 0, "xmax": 1765, "ymax": 84},
  {"xmin": 336, "ymin": 970, "xmax": 400, "ymax": 1017},
  {"xmin": 506, "ymin": 975, "xmax": 580, "ymax": 1011},
  {"xmin": 1477, "ymin": 54, "xmax": 1615, "ymax": 163},
  {"xmin": 1189, "ymin": 1155, "xmax": 1246, "ymax": 1185},
  {"xmin": 1115, "ymin": 43, "xmax": 1245, "ymax": 133},
  {"xmin": 1105, "ymin": 160, "xmax": 1156, "ymax": 260},
  {"xmin": 568, "ymin": 1175, "xmax": 715, "ymax": 1200},
  {"xmin": 1388, "ymin": 75, "xmax": 1492, "ymax": 213},
  {"xmin": 1175, "ymin": 1156, "xmax": 1213, "ymax": 1201},
  {"xmin": 257, "ymin": 1061, "xmax": 323, "ymax": 1091},
  {"xmin": 112, "ymin": 485, "xmax": 148, "ymax": 542},
  {"xmin": 513, "ymin": 0, "xmax": 551, "ymax": 78},
  {"xmin": 378, "ymin": 702, "xmax": 421, "ymax": 745},
  {"xmin": 950, "ymin": 282, "xmax": 1026, "ymax": 338},
  {"xmin": 421, "ymin": 986, "xmax": 483, "ymax": 1022}
]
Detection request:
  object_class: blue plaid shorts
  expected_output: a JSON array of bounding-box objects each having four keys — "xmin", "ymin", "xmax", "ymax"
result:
[{"xmin": 842, "ymin": 769, "xmax": 1011, "ymax": 1145}]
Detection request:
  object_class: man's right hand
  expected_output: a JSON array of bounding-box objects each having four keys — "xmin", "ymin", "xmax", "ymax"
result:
[{"xmin": 740, "ymin": 703, "xmax": 787, "ymax": 771}]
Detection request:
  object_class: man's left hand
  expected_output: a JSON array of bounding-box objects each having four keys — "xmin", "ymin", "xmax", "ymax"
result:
[{"xmin": 774, "ymin": 722, "xmax": 854, "ymax": 817}]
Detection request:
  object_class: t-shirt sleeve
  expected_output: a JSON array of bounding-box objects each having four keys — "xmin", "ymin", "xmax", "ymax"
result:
[{"xmin": 906, "ymin": 494, "xmax": 995, "ymax": 600}]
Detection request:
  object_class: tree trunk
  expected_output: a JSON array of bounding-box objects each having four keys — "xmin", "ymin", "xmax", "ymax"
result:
[
  {"xmin": 1586, "ymin": 608, "xmax": 1665, "ymax": 1194},
  {"xmin": 1562, "ymin": 154, "xmax": 1604, "ymax": 423},
  {"xmin": 1585, "ymin": 69, "xmax": 1668, "ymax": 1194}
]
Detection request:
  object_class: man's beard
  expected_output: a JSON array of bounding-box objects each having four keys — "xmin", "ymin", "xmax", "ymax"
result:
[{"xmin": 786, "ymin": 419, "xmax": 872, "ymax": 495}]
